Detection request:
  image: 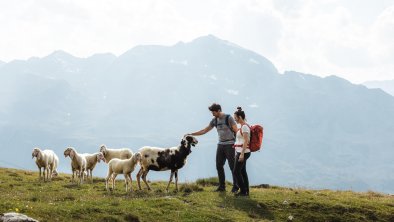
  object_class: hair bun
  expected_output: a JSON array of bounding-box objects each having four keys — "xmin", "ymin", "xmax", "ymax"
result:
[{"xmin": 237, "ymin": 106, "xmax": 242, "ymax": 111}]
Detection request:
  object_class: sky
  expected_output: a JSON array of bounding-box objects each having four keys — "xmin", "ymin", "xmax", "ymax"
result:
[{"xmin": 0, "ymin": 0, "xmax": 393, "ymax": 83}]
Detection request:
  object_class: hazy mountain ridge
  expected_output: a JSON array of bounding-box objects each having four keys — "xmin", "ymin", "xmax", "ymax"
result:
[
  {"xmin": 1, "ymin": 35, "xmax": 393, "ymax": 193},
  {"xmin": 363, "ymin": 79, "xmax": 394, "ymax": 97}
]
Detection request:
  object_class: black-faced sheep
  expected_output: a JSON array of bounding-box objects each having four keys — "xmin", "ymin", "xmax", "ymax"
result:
[
  {"xmin": 137, "ymin": 135, "xmax": 198, "ymax": 192},
  {"xmin": 31, "ymin": 147, "xmax": 59, "ymax": 182}
]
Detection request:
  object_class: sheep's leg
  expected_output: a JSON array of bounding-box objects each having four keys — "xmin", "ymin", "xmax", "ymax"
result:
[
  {"xmin": 43, "ymin": 167, "xmax": 46, "ymax": 182},
  {"xmin": 49, "ymin": 166, "xmax": 52, "ymax": 181},
  {"xmin": 38, "ymin": 167, "xmax": 42, "ymax": 181},
  {"xmin": 166, "ymin": 171, "xmax": 175, "ymax": 192},
  {"xmin": 105, "ymin": 171, "xmax": 112, "ymax": 191},
  {"xmin": 42, "ymin": 167, "xmax": 46, "ymax": 181},
  {"xmin": 42, "ymin": 169, "xmax": 45, "ymax": 182},
  {"xmin": 136, "ymin": 168, "xmax": 143, "ymax": 190},
  {"xmin": 81, "ymin": 170, "xmax": 84, "ymax": 184},
  {"xmin": 142, "ymin": 170, "xmax": 151, "ymax": 190},
  {"xmin": 175, "ymin": 170, "xmax": 178, "ymax": 191},
  {"xmin": 89, "ymin": 169, "xmax": 92, "ymax": 182},
  {"xmin": 124, "ymin": 174, "xmax": 128, "ymax": 192},
  {"xmin": 112, "ymin": 173, "xmax": 118, "ymax": 191},
  {"xmin": 47, "ymin": 167, "xmax": 50, "ymax": 181},
  {"xmin": 87, "ymin": 170, "xmax": 91, "ymax": 182},
  {"xmin": 79, "ymin": 169, "xmax": 83, "ymax": 185},
  {"xmin": 85, "ymin": 170, "xmax": 88, "ymax": 182},
  {"xmin": 71, "ymin": 170, "xmax": 75, "ymax": 183},
  {"xmin": 129, "ymin": 173, "xmax": 133, "ymax": 192},
  {"xmin": 125, "ymin": 173, "xmax": 133, "ymax": 192},
  {"xmin": 49, "ymin": 166, "xmax": 53, "ymax": 182},
  {"xmin": 46, "ymin": 166, "xmax": 50, "ymax": 182}
]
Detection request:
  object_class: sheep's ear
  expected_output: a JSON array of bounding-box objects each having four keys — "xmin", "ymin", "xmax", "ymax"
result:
[
  {"xmin": 37, "ymin": 151, "xmax": 42, "ymax": 160},
  {"xmin": 70, "ymin": 150, "xmax": 75, "ymax": 158}
]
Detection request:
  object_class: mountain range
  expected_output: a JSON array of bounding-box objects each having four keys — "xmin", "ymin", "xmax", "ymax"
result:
[
  {"xmin": 363, "ymin": 80, "xmax": 394, "ymax": 97},
  {"xmin": 1, "ymin": 35, "xmax": 393, "ymax": 193}
]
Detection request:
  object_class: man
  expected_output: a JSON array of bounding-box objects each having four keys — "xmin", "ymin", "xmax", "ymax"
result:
[{"xmin": 188, "ymin": 103, "xmax": 238, "ymax": 192}]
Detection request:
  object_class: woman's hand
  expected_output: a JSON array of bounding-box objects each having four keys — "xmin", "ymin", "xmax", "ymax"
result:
[{"xmin": 238, "ymin": 153, "xmax": 244, "ymax": 162}]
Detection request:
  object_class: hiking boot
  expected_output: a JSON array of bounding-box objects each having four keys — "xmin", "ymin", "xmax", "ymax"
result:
[
  {"xmin": 234, "ymin": 192, "xmax": 249, "ymax": 197},
  {"xmin": 231, "ymin": 187, "xmax": 239, "ymax": 193},
  {"xmin": 214, "ymin": 187, "xmax": 226, "ymax": 192}
]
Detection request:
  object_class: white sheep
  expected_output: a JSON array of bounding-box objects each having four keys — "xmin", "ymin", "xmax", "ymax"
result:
[
  {"xmin": 137, "ymin": 135, "xmax": 198, "ymax": 192},
  {"xmin": 105, "ymin": 152, "xmax": 141, "ymax": 192},
  {"xmin": 31, "ymin": 147, "xmax": 59, "ymax": 182},
  {"xmin": 99, "ymin": 144, "xmax": 133, "ymax": 163},
  {"xmin": 64, "ymin": 147, "xmax": 87, "ymax": 184},
  {"xmin": 80, "ymin": 152, "xmax": 106, "ymax": 182}
]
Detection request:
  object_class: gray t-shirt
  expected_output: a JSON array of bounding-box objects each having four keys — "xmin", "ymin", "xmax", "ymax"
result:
[{"xmin": 209, "ymin": 114, "xmax": 236, "ymax": 145}]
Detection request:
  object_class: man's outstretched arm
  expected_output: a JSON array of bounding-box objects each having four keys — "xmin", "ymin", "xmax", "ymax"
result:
[{"xmin": 189, "ymin": 125, "xmax": 213, "ymax": 136}]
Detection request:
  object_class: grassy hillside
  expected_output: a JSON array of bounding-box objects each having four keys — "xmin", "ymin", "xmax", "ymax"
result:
[{"xmin": 0, "ymin": 168, "xmax": 393, "ymax": 222}]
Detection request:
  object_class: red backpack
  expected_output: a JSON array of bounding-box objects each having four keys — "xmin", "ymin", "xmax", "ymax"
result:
[{"xmin": 241, "ymin": 124, "xmax": 264, "ymax": 152}]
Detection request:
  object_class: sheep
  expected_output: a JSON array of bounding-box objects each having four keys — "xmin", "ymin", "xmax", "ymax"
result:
[
  {"xmin": 105, "ymin": 152, "xmax": 141, "ymax": 192},
  {"xmin": 64, "ymin": 147, "xmax": 87, "ymax": 184},
  {"xmin": 137, "ymin": 135, "xmax": 198, "ymax": 192},
  {"xmin": 31, "ymin": 147, "xmax": 59, "ymax": 182},
  {"xmin": 80, "ymin": 152, "xmax": 106, "ymax": 182},
  {"xmin": 99, "ymin": 144, "xmax": 134, "ymax": 163}
]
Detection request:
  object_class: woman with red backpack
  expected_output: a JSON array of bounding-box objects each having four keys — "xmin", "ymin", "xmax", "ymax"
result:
[{"xmin": 233, "ymin": 106, "xmax": 251, "ymax": 197}]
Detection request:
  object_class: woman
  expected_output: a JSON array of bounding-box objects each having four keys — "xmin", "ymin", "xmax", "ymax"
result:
[{"xmin": 233, "ymin": 106, "xmax": 251, "ymax": 197}]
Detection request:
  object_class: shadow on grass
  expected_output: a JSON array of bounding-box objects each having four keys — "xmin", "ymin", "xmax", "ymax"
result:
[{"xmin": 217, "ymin": 191, "xmax": 275, "ymax": 221}]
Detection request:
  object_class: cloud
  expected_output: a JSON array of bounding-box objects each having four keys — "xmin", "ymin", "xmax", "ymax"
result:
[
  {"xmin": 227, "ymin": 89, "xmax": 239, "ymax": 95},
  {"xmin": 267, "ymin": 0, "xmax": 394, "ymax": 82},
  {"xmin": 370, "ymin": 5, "xmax": 394, "ymax": 62},
  {"xmin": 0, "ymin": 0, "xmax": 393, "ymax": 83},
  {"xmin": 225, "ymin": 1, "xmax": 284, "ymax": 56}
]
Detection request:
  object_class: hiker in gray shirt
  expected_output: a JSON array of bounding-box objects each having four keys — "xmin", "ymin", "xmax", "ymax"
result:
[{"xmin": 188, "ymin": 103, "xmax": 239, "ymax": 192}]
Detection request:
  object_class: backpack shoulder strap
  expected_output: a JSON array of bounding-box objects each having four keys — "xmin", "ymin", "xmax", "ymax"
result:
[
  {"xmin": 226, "ymin": 115, "xmax": 236, "ymax": 134},
  {"xmin": 215, "ymin": 115, "xmax": 232, "ymax": 130},
  {"xmin": 240, "ymin": 124, "xmax": 251, "ymax": 136}
]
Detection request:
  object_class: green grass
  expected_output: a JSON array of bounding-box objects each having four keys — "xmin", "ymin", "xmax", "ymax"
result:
[{"xmin": 0, "ymin": 168, "xmax": 393, "ymax": 222}]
